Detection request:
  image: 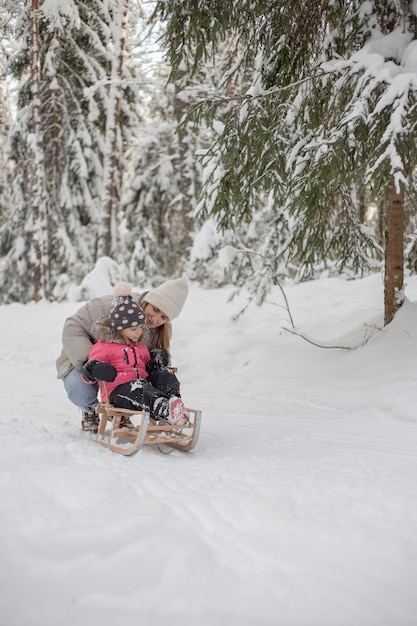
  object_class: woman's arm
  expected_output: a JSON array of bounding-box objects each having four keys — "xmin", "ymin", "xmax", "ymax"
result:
[{"xmin": 62, "ymin": 296, "xmax": 112, "ymax": 369}]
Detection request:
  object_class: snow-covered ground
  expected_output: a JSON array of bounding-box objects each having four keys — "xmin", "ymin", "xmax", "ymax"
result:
[{"xmin": 1, "ymin": 273, "xmax": 416, "ymax": 626}]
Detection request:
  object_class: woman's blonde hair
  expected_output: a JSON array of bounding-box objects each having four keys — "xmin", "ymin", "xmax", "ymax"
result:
[
  {"xmin": 153, "ymin": 323, "xmax": 171, "ymax": 352},
  {"xmin": 141, "ymin": 302, "xmax": 171, "ymax": 353}
]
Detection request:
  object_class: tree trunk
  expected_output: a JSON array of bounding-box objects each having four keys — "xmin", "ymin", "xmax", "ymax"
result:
[
  {"xmin": 30, "ymin": 0, "xmax": 49, "ymax": 301},
  {"xmin": 357, "ymin": 181, "xmax": 367, "ymax": 225},
  {"xmin": 167, "ymin": 69, "xmax": 195, "ymax": 274},
  {"xmin": 384, "ymin": 178, "xmax": 404, "ymax": 325},
  {"xmin": 97, "ymin": 0, "xmax": 128, "ymax": 259}
]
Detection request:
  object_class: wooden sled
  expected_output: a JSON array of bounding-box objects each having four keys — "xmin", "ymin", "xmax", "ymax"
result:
[{"xmin": 94, "ymin": 382, "xmax": 202, "ymax": 456}]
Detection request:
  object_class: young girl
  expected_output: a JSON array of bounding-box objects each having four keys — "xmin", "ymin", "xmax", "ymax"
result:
[{"xmin": 82, "ymin": 283, "xmax": 188, "ymax": 430}]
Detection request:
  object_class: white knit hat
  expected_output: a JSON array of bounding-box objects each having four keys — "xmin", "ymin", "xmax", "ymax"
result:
[{"xmin": 143, "ymin": 278, "xmax": 189, "ymax": 320}]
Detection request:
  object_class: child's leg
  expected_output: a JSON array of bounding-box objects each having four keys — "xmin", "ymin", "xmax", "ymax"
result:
[
  {"xmin": 110, "ymin": 379, "xmax": 169, "ymax": 420},
  {"xmin": 109, "ymin": 379, "xmax": 187, "ymax": 424},
  {"xmin": 146, "ymin": 368, "xmax": 181, "ymax": 397}
]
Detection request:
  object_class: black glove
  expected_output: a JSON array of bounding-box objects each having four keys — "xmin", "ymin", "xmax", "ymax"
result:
[
  {"xmin": 82, "ymin": 360, "xmax": 117, "ymax": 382},
  {"xmin": 146, "ymin": 349, "xmax": 170, "ymax": 374}
]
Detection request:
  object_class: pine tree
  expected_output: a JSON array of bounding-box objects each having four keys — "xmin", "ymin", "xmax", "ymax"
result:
[
  {"xmin": 97, "ymin": 0, "xmax": 137, "ymax": 259},
  {"xmin": 154, "ymin": 0, "xmax": 417, "ymax": 324},
  {"xmin": 122, "ymin": 60, "xmax": 207, "ymax": 282},
  {"xmin": 0, "ymin": 15, "xmax": 12, "ymax": 242},
  {"xmin": 30, "ymin": 0, "xmax": 50, "ymax": 301},
  {"xmin": 0, "ymin": 0, "xmax": 142, "ymax": 302}
]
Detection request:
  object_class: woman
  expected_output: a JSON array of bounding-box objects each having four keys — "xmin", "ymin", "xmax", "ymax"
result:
[{"xmin": 56, "ymin": 278, "xmax": 188, "ymax": 430}]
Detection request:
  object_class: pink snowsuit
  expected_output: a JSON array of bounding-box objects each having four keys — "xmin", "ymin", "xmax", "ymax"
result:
[{"xmin": 88, "ymin": 340, "xmax": 150, "ymax": 402}]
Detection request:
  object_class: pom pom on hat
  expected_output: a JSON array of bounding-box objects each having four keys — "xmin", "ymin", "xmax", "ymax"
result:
[
  {"xmin": 113, "ymin": 282, "xmax": 132, "ymax": 298},
  {"xmin": 110, "ymin": 282, "xmax": 145, "ymax": 330},
  {"xmin": 143, "ymin": 278, "xmax": 188, "ymax": 321}
]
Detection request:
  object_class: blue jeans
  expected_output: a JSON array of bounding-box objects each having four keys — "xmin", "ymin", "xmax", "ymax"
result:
[{"xmin": 63, "ymin": 368, "xmax": 98, "ymax": 414}]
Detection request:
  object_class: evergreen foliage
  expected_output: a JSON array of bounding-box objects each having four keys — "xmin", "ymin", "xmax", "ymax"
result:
[
  {"xmin": 0, "ymin": 36, "xmax": 12, "ymax": 243},
  {"xmin": 2, "ymin": 1, "xmax": 417, "ymax": 308},
  {"xmin": 154, "ymin": 0, "xmax": 417, "ymax": 307},
  {"xmin": 122, "ymin": 61, "xmax": 212, "ymax": 284},
  {"xmin": 0, "ymin": 1, "xmax": 208, "ymax": 302},
  {"xmin": 1, "ymin": 1, "xmax": 111, "ymax": 301},
  {"xmin": 0, "ymin": 1, "xmax": 144, "ymax": 302}
]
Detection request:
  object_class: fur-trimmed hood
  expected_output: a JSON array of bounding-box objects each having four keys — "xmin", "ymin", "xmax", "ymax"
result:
[{"xmin": 91, "ymin": 316, "xmax": 150, "ymax": 344}]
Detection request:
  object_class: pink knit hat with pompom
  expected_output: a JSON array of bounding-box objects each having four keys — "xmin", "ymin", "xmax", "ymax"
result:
[{"xmin": 110, "ymin": 283, "xmax": 146, "ymax": 330}]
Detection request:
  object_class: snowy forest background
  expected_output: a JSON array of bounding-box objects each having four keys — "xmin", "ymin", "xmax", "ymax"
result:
[{"xmin": 2, "ymin": 1, "xmax": 417, "ymax": 322}]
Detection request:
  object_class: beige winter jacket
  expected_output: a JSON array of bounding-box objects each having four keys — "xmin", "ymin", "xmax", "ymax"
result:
[{"xmin": 56, "ymin": 292, "xmax": 172, "ymax": 379}]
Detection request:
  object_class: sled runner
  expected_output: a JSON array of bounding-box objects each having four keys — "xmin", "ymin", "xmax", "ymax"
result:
[{"xmin": 94, "ymin": 381, "xmax": 201, "ymax": 456}]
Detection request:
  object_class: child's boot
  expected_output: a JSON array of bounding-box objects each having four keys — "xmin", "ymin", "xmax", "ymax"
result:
[{"xmin": 168, "ymin": 397, "xmax": 188, "ymax": 426}]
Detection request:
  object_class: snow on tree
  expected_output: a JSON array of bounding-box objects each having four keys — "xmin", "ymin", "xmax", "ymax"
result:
[
  {"xmin": 0, "ymin": 0, "xmax": 144, "ymax": 303},
  {"xmin": 30, "ymin": 0, "xmax": 50, "ymax": 301},
  {"xmin": 154, "ymin": 0, "xmax": 417, "ymax": 324},
  {"xmin": 2, "ymin": 0, "xmax": 212, "ymax": 303},
  {"xmin": 0, "ymin": 14, "xmax": 13, "ymax": 243},
  {"xmin": 1, "ymin": 1, "xmax": 104, "ymax": 302},
  {"xmin": 122, "ymin": 58, "xmax": 208, "ymax": 283},
  {"xmin": 97, "ymin": 0, "xmax": 133, "ymax": 259}
]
